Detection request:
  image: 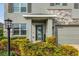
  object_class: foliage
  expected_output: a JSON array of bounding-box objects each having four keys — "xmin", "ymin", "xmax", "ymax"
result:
[
  {"xmin": 11, "ymin": 39, "xmax": 30, "ymax": 56},
  {"xmin": 11, "ymin": 36, "xmax": 27, "ymax": 40},
  {"xmin": 0, "ymin": 36, "xmax": 78, "ymax": 56},
  {"xmin": 0, "ymin": 50, "xmax": 16, "ymax": 56},
  {"xmin": 0, "ymin": 39, "xmax": 7, "ymax": 50},
  {"xmin": 60, "ymin": 45, "xmax": 78, "ymax": 56},
  {"xmin": 46, "ymin": 35, "xmax": 56, "ymax": 45},
  {"xmin": 0, "ymin": 50, "xmax": 8, "ymax": 56},
  {"xmin": 0, "ymin": 28, "xmax": 3, "ymax": 40}
]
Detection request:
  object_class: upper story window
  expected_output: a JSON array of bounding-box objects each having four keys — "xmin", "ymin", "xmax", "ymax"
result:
[
  {"xmin": 50, "ymin": 3, "xmax": 67, "ymax": 6},
  {"xmin": 74, "ymin": 3, "xmax": 79, "ymax": 9},
  {"xmin": 50, "ymin": 3, "xmax": 60, "ymax": 6},
  {"xmin": 21, "ymin": 3, "xmax": 26, "ymax": 12},
  {"xmin": 62, "ymin": 3, "xmax": 67, "ymax": 6},
  {"xmin": 50, "ymin": 3, "xmax": 54, "ymax": 6},
  {"xmin": 12, "ymin": 3, "xmax": 27, "ymax": 13},
  {"xmin": 56, "ymin": 3, "xmax": 60, "ymax": 5}
]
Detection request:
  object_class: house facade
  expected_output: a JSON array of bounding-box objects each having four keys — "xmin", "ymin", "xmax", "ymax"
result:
[{"xmin": 4, "ymin": 3, "xmax": 79, "ymax": 44}]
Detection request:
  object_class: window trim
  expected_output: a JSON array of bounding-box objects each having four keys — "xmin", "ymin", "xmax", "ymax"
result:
[
  {"xmin": 12, "ymin": 23, "xmax": 27, "ymax": 35},
  {"xmin": 62, "ymin": 3, "xmax": 67, "ymax": 6},
  {"xmin": 74, "ymin": 3, "xmax": 79, "ymax": 9},
  {"xmin": 50, "ymin": 3, "xmax": 55, "ymax": 6},
  {"xmin": 50, "ymin": 3, "xmax": 60, "ymax": 6},
  {"xmin": 56, "ymin": 3, "xmax": 60, "ymax": 5},
  {"xmin": 50, "ymin": 3, "xmax": 68, "ymax": 6},
  {"xmin": 12, "ymin": 3, "xmax": 27, "ymax": 13}
]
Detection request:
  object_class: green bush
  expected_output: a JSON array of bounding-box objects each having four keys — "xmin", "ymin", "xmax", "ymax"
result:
[
  {"xmin": 0, "ymin": 28, "xmax": 4, "ymax": 40},
  {"xmin": 0, "ymin": 36, "xmax": 7, "ymax": 40},
  {"xmin": 0, "ymin": 38, "xmax": 30, "ymax": 56},
  {"xmin": 46, "ymin": 36, "xmax": 56, "ymax": 45},
  {"xmin": 11, "ymin": 36, "xmax": 27, "ymax": 40},
  {"xmin": 0, "ymin": 39, "xmax": 7, "ymax": 50},
  {"xmin": 0, "ymin": 28, "xmax": 3, "ymax": 39},
  {"xmin": 60, "ymin": 45, "xmax": 78, "ymax": 56},
  {"xmin": 0, "ymin": 50, "xmax": 17, "ymax": 56},
  {"xmin": 0, "ymin": 37, "xmax": 78, "ymax": 56}
]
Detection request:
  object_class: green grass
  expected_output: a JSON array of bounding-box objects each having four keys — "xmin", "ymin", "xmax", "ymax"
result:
[
  {"xmin": 0, "ymin": 50, "xmax": 17, "ymax": 56},
  {"xmin": 0, "ymin": 50, "xmax": 8, "ymax": 56}
]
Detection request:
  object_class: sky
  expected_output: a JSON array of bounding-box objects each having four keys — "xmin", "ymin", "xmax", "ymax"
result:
[{"xmin": 0, "ymin": 3, "xmax": 4, "ymax": 23}]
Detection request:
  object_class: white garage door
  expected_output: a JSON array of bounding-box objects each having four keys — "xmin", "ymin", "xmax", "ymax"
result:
[{"xmin": 58, "ymin": 26, "xmax": 79, "ymax": 44}]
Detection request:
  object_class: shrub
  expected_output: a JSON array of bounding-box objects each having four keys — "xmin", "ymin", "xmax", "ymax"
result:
[
  {"xmin": 11, "ymin": 36, "xmax": 27, "ymax": 40},
  {"xmin": 0, "ymin": 39, "xmax": 7, "ymax": 50},
  {"xmin": 0, "ymin": 50, "xmax": 8, "ymax": 56},
  {"xmin": 0, "ymin": 37, "xmax": 78, "ymax": 56},
  {"xmin": 59, "ymin": 45, "xmax": 78, "ymax": 56},
  {"xmin": 52, "ymin": 45, "xmax": 78, "ymax": 56},
  {"xmin": 23, "ymin": 42, "xmax": 57, "ymax": 56},
  {"xmin": 11, "ymin": 39, "xmax": 30, "ymax": 56},
  {"xmin": 0, "ymin": 38, "xmax": 30, "ymax": 56},
  {"xmin": 0, "ymin": 50, "xmax": 17, "ymax": 56},
  {"xmin": 0, "ymin": 28, "xmax": 3, "ymax": 40},
  {"xmin": 46, "ymin": 35, "xmax": 56, "ymax": 45},
  {"xmin": 2, "ymin": 36, "xmax": 7, "ymax": 39}
]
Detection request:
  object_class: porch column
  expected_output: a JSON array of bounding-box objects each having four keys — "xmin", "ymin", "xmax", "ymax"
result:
[
  {"xmin": 46, "ymin": 18, "xmax": 53, "ymax": 37},
  {"xmin": 27, "ymin": 19, "xmax": 32, "ymax": 41}
]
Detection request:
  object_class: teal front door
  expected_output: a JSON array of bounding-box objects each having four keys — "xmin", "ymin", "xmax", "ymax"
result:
[{"xmin": 36, "ymin": 25, "xmax": 43, "ymax": 41}]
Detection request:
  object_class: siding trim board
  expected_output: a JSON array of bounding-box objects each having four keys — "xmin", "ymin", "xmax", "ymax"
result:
[
  {"xmin": 23, "ymin": 15, "xmax": 57, "ymax": 18},
  {"xmin": 8, "ymin": 3, "xmax": 13, "ymax": 13},
  {"xmin": 28, "ymin": 3, "xmax": 32, "ymax": 13}
]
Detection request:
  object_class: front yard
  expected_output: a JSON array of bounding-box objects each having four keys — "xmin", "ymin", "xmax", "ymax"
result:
[{"xmin": 0, "ymin": 36, "xmax": 78, "ymax": 56}]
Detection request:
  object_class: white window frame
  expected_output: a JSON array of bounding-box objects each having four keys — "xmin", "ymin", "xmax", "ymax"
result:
[
  {"xmin": 74, "ymin": 3, "xmax": 79, "ymax": 9},
  {"xmin": 13, "ymin": 23, "xmax": 27, "ymax": 36},
  {"xmin": 13, "ymin": 3, "xmax": 27, "ymax": 13},
  {"xmin": 50, "ymin": 3, "xmax": 68, "ymax": 6},
  {"xmin": 62, "ymin": 3, "xmax": 67, "ymax": 6}
]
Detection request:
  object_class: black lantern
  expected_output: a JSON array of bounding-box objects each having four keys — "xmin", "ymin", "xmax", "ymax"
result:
[
  {"xmin": 5, "ymin": 18, "xmax": 12, "ymax": 56},
  {"xmin": 5, "ymin": 19, "xmax": 12, "ymax": 29}
]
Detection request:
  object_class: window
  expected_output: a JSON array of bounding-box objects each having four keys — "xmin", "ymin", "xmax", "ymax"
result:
[
  {"xmin": 13, "ymin": 23, "xmax": 27, "ymax": 35},
  {"xmin": 13, "ymin": 24, "xmax": 19, "ymax": 35},
  {"xmin": 50, "ymin": 3, "xmax": 55, "ymax": 6},
  {"xmin": 21, "ymin": 3, "xmax": 26, "ymax": 12},
  {"xmin": 62, "ymin": 3, "xmax": 67, "ymax": 6},
  {"xmin": 50, "ymin": 3, "xmax": 60, "ymax": 6},
  {"xmin": 21, "ymin": 24, "xmax": 26, "ymax": 35},
  {"xmin": 12, "ymin": 3, "xmax": 27, "ymax": 12},
  {"xmin": 56, "ymin": 3, "xmax": 60, "ymax": 5},
  {"xmin": 12, "ymin": 4, "xmax": 19, "ymax": 12},
  {"xmin": 74, "ymin": 3, "xmax": 79, "ymax": 9}
]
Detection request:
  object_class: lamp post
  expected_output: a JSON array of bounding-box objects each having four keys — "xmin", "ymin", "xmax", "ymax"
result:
[{"xmin": 5, "ymin": 19, "xmax": 12, "ymax": 56}]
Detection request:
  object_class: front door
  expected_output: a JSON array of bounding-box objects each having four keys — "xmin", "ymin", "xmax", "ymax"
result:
[{"xmin": 36, "ymin": 25, "xmax": 43, "ymax": 41}]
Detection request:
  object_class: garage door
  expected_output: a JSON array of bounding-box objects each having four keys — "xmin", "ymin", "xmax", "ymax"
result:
[{"xmin": 58, "ymin": 26, "xmax": 79, "ymax": 44}]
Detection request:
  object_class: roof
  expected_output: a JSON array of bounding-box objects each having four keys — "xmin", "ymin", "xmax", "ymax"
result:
[{"xmin": 23, "ymin": 13, "xmax": 57, "ymax": 18}]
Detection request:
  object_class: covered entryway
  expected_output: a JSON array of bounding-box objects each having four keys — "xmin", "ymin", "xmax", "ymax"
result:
[
  {"xmin": 23, "ymin": 13, "xmax": 57, "ymax": 42},
  {"xmin": 57, "ymin": 25, "xmax": 79, "ymax": 45},
  {"xmin": 32, "ymin": 19, "xmax": 47, "ymax": 41}
]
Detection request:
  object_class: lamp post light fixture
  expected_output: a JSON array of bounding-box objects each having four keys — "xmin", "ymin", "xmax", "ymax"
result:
[{"xmin": 5, "ymin": 19, "xmax": 12, "ymax": 56}]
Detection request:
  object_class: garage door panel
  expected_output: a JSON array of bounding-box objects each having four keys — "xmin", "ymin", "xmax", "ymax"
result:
[
  {"xmin": 58, "ymin": 26, "xmax": 79, "ymax": 44},
  {"xmin": 58, "ymin": 39, "xmax": 79, "ymax": 44}
]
